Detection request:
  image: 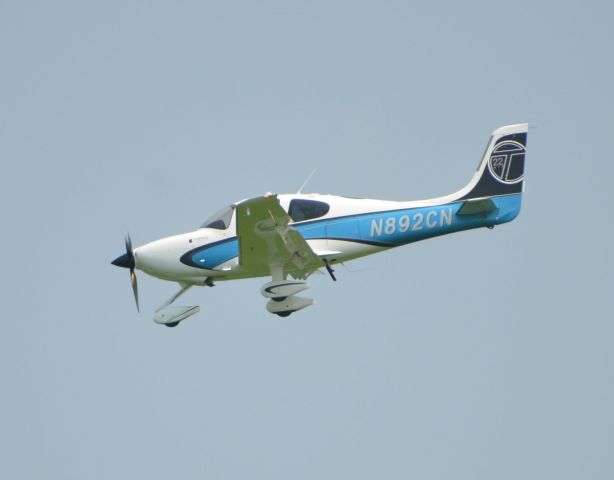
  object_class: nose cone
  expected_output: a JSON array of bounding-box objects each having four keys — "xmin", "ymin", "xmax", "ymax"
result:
[{"xmin": 111, "ymin": 253, "xmax": 130, "ymax": 269}]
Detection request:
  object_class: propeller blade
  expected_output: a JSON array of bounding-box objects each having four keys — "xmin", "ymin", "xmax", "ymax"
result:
[
  {"xmin": 111, "ymin": 233, "xmax": 140, "ymax": 312},
  {"xmin": 124, "ymin": 234, "xmax": 136, "ymax": 270},
  {"xmin": 131, "ymin": 269, "xmax": 140, "ymax": 312}
]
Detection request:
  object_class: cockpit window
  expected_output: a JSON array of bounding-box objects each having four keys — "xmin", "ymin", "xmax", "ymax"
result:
[
  {"xmin": 288, "ymin": 199, "xmax": 330, "ymax": 222},
  {"xmin": 200, "ymin": 205, "xmax": 234, "ymax": 230}
]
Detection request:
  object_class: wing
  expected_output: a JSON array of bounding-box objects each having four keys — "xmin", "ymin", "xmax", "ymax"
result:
[{"xmin": 236, "ymin": 194, "xmax": 322, "ymax": 279}]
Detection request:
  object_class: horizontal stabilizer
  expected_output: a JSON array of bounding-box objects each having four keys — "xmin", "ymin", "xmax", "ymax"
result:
[{"xmin": 457, "ymin": 198, "xmax": 497, "ymax": 216}]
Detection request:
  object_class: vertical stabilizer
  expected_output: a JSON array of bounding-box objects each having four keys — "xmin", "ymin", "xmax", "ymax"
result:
[{"xmin": 459, "ymin": 123, "xmax": 528, "ymax": 200}]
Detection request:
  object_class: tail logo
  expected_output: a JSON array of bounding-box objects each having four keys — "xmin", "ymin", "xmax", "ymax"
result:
[{"xmin": 488, "ymin": 141, "xmax": 525, "ymax": 184}]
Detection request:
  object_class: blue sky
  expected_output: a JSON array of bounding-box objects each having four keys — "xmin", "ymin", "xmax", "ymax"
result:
[{"xmin": 1, "ymin": 1, "xmax": 612, "ymax": 478}]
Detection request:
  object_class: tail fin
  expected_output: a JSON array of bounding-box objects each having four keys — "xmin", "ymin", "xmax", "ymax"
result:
[{"xmin": 459, "ymin": 123, "xmax": 528, "ymax": 201}]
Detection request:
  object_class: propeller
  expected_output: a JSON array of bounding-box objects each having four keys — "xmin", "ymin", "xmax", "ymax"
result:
[{"xmin": 111, "ymin": 234, "xmax": 140, "ymax": 312}]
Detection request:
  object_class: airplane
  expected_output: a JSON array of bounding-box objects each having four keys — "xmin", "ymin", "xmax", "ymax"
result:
[{"xmin": 112, "ymin": 123, "xmax": 528, "ymax": 327}]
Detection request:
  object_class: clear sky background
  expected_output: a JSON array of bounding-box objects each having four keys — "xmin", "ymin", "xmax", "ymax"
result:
[{"xmin": 1, "ymin": 1, "xmax": 612, "ymax": 478}]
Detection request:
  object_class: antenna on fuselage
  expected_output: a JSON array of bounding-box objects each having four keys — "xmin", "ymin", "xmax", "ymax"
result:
[{"xmin": 296, "ymin": 168, "xmax": 317, "ymax": 194}]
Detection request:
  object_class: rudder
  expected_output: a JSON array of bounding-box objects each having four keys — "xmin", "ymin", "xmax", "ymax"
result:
[{"xmin": 459, "ymin": 123, "xmax": 528, "ymax": 201}]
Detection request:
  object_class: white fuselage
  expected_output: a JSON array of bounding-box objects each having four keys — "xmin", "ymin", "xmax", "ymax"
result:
[{"xmin": 132, "ymin": 190, "xmax": 521, "ymax": 285}]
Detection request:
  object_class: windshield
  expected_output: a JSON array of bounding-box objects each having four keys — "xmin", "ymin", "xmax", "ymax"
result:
[{"xmin": 200, "ymin": 205, "xmax": 234, "ymax": 230}]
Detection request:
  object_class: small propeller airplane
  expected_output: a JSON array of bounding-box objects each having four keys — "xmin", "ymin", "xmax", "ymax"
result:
[{"xmin": 112, "ymin": 123, "xmax": 527, "ymax": 327}]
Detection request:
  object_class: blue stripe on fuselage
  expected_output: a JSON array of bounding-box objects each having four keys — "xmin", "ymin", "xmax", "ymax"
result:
[
  {"xmin": 185, "ymin": 194, "xmax": 522, "ymax": 269},
  {"xmin": 188, "ymin": 238, "xmax": 238, "ymax": 270},
  {"xmin": 294, "ymin": 193, "xmax": 522, "ymax": 246}
]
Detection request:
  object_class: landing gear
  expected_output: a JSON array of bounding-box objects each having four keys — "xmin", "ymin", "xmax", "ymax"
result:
[
  {"xmin": 153, "ymin": 284, "xmax": 201, "ymax": 327},
  {"xmin": 261, "ymin": 266, "xmax": 315, "ymax": 316}
]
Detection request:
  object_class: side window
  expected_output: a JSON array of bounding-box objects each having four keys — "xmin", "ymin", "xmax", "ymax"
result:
[{"xmin": 288, "ymin": 199, "xmax": 330, "ymax": 222}]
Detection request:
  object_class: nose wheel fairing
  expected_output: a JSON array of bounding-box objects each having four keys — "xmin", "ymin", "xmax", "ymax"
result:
[
  {"xmin": 154, "ymin": 305, "xmax": 200, "ymax": 326},
  {"xmin": 153, "ymin": 284, "xmax": 201, "ymax": 327}
]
